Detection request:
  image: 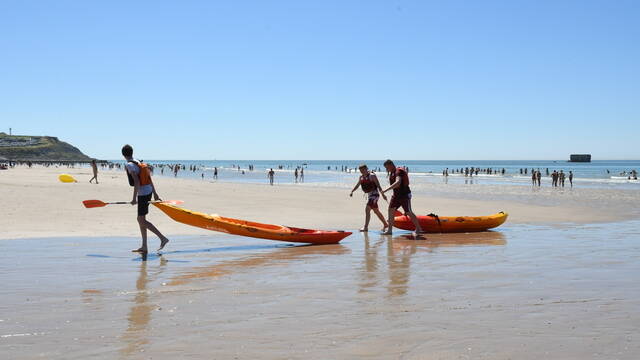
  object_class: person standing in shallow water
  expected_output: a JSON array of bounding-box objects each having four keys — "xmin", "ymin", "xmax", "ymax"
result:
[
  {"xmin": 350, "ymin": 164, "xmax": 389, "ymax": 232},
  {"xmin": 268, "ymin": 168, "xmax": 275, "ymax": 185},
  {"xmin": 569, "ymin": 171, "xmax": 574, "ymax": 187},
  {"xmin": 380, "ymin": 159, "xmax": 425, "ymax": 237},
  {"xmin": 122, "ymin": 144, "xmax": 169, "ymax": 255}
]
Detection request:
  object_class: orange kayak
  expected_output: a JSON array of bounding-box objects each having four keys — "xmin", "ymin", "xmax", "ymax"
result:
[
  {"xmin": 394, "ymin": 212, "xmax": 508, "ymax": 233},
  {"xmin": 153, "ymin": 202, "xmax": 351, "ymax": 245}
]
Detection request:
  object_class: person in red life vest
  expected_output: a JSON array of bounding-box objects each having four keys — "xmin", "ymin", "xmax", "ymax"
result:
[
  {"xmin": 380, "ymin": 159, "xmax": 425, "ymax": 237},
  {"xmin": 349, "ymin": 164, "xmax": 389, "ymax": 232},
  {"xmin": 122, "ymin": 144, "xmax": 169, "ymax": 255}
]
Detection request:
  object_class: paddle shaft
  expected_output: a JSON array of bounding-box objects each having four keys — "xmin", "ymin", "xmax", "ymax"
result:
[
  {"xmin": 83, "ymin": 199, "xmax": 183, "ymax": 209},
  {"xmin": 108, "ymin": 200, "xmax": 163, "ymax": 205}
]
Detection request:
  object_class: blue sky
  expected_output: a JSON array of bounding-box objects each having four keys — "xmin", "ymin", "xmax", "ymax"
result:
[{"xmin": 1, "ymin": 0, "xmax": 638, "ymax": 160}]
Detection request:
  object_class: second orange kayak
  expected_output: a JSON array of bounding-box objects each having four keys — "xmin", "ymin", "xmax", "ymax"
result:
[
  {"xmin": 394, "ymin": 212, "xmax": 508, "ymax": 233},
  {"xmin": 153, "ymin": 202, "xmax": 351, "ymax": 245}
]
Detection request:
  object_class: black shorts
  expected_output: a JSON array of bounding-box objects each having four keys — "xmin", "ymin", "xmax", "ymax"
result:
[
  {"xmin": 137, "ymin": 194, "xmax": 152, "ymax": 216},
  {"xmin": 389, "ymin": 193, "xmax": 412, "ymax": 213}
]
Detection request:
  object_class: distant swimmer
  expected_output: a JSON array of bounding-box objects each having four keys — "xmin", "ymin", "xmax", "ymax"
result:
[
  {"xmin": 122, "ymin": 144, "xmax": 169, "ymax": 255},
  {"xmin": 294, "ymin": 168, "xmax": 299, "ymax": 183},
  {"xmin": 89, "ymin": 159, "xmax": 99, "ymax": 184},
  {"xmin": 536, "ymin": 170, "xmax": 542, "ymax": 186},
  {"xmin": 213, "ymin": 167, "xmax": 218, "ymax": 180},
  {"xmin": 350, "ymin": 164, "xmax": 389, "ymax": 232},
  {"xmin": 380, "ymin": 160, "xmax": 425, "ymax": 237},
  {"xmin": 268, "ymin": 168, "xmax": 275, "ymax": 185}
]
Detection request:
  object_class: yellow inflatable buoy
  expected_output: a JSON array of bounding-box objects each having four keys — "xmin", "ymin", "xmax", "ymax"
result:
[{"xmin": 58, "ymin": 174, "xmax": 77, "ymax": 183}]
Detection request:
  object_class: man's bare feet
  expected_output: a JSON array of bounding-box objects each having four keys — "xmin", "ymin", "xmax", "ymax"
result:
[
  {"xmin": 381, "ymin": 230, "xmax": 393, "ymax": 236},
  {"xmin": 158, "ymin": 237, "xmax": 169, "ymax": 251},
  {"xmin": 132, "ymin": 247, "xmax": 148, "ymax": 254},
  {"xmin": 413, "ymin": 232, "xmax": 427, "ymax": 239},
  {"xmin": 381, "ymin": 225, "xmax": 389, "ymax": 232},
  {"xmin": 359, "ymin": 228, "xmax": 368, "ymax": 232}
]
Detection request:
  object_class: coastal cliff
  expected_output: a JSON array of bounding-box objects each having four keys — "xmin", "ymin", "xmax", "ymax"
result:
[{"xmin": 0, "ymin": 132, "xmax": 92, "ymax": 161}]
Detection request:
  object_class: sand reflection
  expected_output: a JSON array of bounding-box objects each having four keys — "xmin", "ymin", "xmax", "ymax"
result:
[
  {"xmin": 361, "ymin": 231, "xmax": 507, "ymax": 297},
  {"xmin": 120, "ymin": 257, "xmax": 167, "ymax": 356}
]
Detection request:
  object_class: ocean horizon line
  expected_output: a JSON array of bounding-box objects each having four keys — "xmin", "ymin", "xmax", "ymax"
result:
[{"xmin": 106, "ymin": 159, "xmax": 640, "ymax": 162}]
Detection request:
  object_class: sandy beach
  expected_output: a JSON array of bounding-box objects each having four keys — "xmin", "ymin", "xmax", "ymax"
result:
[
  {"xmin": 1, "ymin": 165, "xmax": 640, "ymax": 359},
  {"xmin": 4, "ymin": 0, "xmax": 640, "ymax": 356},
  {"xmin": 1, "ymin": 166, "xmax": 638, "ymax": 240}
]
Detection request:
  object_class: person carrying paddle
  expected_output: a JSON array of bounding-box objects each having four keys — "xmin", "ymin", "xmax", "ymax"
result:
[
  {"xmin": 350, "ymin": 164, "xmax": 389, "ymax": 232},
  {"xmin": 122, "ymin": 144, "xmax": 169, "ymax": 254},
  {"xmin": 380, "ymin": 159, "xmax": 425, "ymax": 237}
]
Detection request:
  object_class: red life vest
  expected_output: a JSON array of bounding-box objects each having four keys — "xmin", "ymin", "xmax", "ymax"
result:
[
  {"xmin": 127, "ymin": 160, "xmax": 152, "ymax": 186},
  {"xmin": 390, "ymin": 167, "xmax": 411, "ymax": 197},
  {"xmin": 360, "ymin": 173, "xmax": 377, "ymax": 193}
]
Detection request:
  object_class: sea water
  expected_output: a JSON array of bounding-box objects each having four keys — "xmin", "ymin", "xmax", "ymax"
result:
[{"xmin": 107, "ymin": 160, "xmax": 640, "ymax": 190}]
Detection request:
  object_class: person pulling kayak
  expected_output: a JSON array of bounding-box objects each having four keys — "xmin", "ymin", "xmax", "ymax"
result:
[
  {"xmin": 380, "ymin": 159, "xmax": 425, "ymax": 237},
  {"xmin": 122, "ymin": 144, "xmax": 170, "ymax": 255},
  {"xmin": 349, "ymin": 164, "xmax": 389, "ymax": 232}
]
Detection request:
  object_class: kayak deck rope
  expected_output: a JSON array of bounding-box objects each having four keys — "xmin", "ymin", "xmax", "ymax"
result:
[{"xmin": 426, "ymin": 213, "xmax": 442, "ymax": 232}]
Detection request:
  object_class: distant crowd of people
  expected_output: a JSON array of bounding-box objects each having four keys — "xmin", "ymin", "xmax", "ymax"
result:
[
  {"xmin": 442, "ymin": 167, "xmax": 506, "ymax": 176},
  {"xmin": 331, "ymin": 165, "xmax": 384, "ymax": 173},
  {"xmin": 5, "ymin": 160, "xmax": 639, "ymax": 188},
  {"xmin": 1, "ymin": 160, "xmax": 88, "ymax": 169},
  {"xmin": 527, "ymin": 169, "xmax": 574, "ymax": 187}
]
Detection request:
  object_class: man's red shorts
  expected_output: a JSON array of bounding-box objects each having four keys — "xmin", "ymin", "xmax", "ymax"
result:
[{"xmin": 389, "ymin": 194, "xmax": 412, "ymax": 212}]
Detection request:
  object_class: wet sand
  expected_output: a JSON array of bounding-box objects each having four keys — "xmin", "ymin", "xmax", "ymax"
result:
[
  {"xmin": 1, "ymin": 223, "xmax": 639, "ymax": 359},
  {"xmin": 2, "ymin": 166, "xmax": 639, "ymax": 240}
]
